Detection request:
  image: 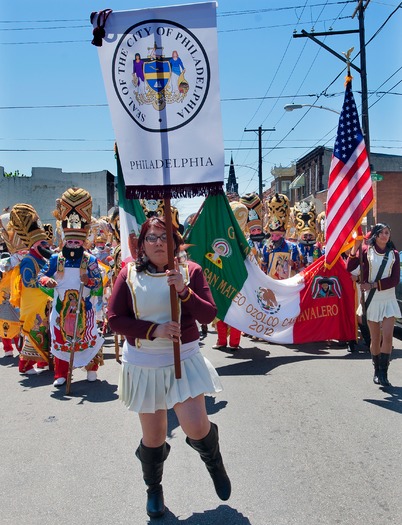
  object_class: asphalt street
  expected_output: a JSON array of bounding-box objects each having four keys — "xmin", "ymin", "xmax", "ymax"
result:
[{"xmin": 1, "ymin": 327, "xmax": 401, "ymax": 525}]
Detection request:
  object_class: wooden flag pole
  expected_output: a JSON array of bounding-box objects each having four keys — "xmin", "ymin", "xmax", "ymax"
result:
[
  {"xmin": 163, "ymin": 196, "xmax": 181, "ymax": 379},
  {"xmin": 182, "ymin": 197, "xmax": 206, "ymax": 243},
  {"xmin": 358, "ymin": 243, "xmax": 367, "ymax": 322}
]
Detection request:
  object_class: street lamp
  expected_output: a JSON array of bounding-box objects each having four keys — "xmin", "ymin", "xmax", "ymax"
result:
[{"xmin": 284, "ymin": 103, "xmax": 340, "ymax": 115}]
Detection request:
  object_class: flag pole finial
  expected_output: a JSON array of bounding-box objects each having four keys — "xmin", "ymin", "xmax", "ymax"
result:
[{"xmin": 342, "ymin": 47, "xmax": 354, "ymax": 85}]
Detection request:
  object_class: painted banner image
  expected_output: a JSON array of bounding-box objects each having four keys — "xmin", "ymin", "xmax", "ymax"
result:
[{"xmin": 93, "ymin": 2, "xmax": 224, "ymax": 198}]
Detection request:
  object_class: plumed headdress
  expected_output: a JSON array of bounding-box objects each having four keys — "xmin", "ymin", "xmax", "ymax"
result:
[
  {"xmin": 266, "ymin": 193, "xmax": 290, "ymax": 233},
  {"xmin": 141, "ymin": 199, "xmax": 164, "ymax": 219},
  {"xmin": 53, "ymin": 187, "xmax": 92, "ymax": 241},
  {"xmin": 43, "ymin": 224, "xmax": 54, "ymax": 244},
  {"xmin": 285, "ymin": 207, "xmax": 298, "ymax": 241},
  {"xmin": 239, "ymin": 193, "xmax": 263, "ymax": 239},
  {"xmin": 294, "ymin": 201, "xmax": 317, "ymax": 240},
  {"xmin": 316, "ymin": 211, "xmax": 326, "ymax": 245},
  {"xmin": 9, "ymin": 204, "xmax": 47, "ymax": 249},
  {"xmin": 108, "ymin": 206, "xmax": 120, "ymax": 243},
  {"xmin": 94, "ymin": 216, "xmax": 110, "ymax": 244},
  {"xmin": 229, "ymin": 201, "xmax": 248, "ymax": 232},
  {"xmin": 141, "ymin": 199, "xmax": 180, "ymax": 230},
  {"xmin": 0, "ymin": 212, "xmax": 26, "ymax": 254}
]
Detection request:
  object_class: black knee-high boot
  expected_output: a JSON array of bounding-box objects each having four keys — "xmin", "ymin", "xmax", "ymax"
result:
[
  {"xmin": 135, "ymin": 441, "xmax": 171, "ymax": 518},
  {"xmin": 186, "ymin": 423, "xmax": 231, "ymax": 501},
  {"xmin": 378, "ymin": 353, "xmax": 392, "ymax": 387},
  {"xmin": 372, "ymin": 354, "xmax": 380, "ymax": 384}
]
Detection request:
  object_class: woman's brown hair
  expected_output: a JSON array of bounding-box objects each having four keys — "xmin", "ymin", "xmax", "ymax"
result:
[{"xmin": 135, "ymin": 216, "xmax": 183, "ymax": 272}]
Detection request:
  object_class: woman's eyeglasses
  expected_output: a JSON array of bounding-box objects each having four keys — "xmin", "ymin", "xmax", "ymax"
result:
[{"xmin": 145, "ymin": 233, "xmax": 168, "ymax": 244}]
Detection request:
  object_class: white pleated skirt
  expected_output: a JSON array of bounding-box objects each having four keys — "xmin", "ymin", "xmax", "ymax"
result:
[
  {"xmin": 118, "ymin": 351, "xmax": 223, "ymax": 413},
  {"xmin": 357, "ymin": 288, "xmax": 401, "ymax": 322}
]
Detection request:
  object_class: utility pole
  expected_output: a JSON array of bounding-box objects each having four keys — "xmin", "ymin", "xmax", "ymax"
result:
[
  {"xmin": 293, "ymin": 2, "xmax": 370, "ymax": 151},
  {"xmin": 356, "ymin": 1, "xmax": 373, "ymax": 227},
  {"xmin": 356, "ymin": 1, "xmax": 370, "ymax": 156},
  {"xmin": 293, "ymin": 1, "xmax": 373, "ymax": 225},
  {"xmin": 244, "ymin": 126, "xmax": 275, "ymax": 199}
]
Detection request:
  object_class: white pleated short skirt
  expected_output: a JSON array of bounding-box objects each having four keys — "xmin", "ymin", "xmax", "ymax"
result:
[
  {"xmin": 357, "ymin": 288, "xmax": 401, "ymax": 322},
  {"xmin": 118, "ymin": 350, "xmax": 223, "ymax": 413}
]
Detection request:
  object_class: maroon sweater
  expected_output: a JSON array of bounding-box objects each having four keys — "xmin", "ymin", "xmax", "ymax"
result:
[
  {"xmin": 107, "ymin": 260, "xmax": 217, "ymax": 346},
  {"xmin": 346, "ymin": 244, "xmax": 400, "ymax": 291}
]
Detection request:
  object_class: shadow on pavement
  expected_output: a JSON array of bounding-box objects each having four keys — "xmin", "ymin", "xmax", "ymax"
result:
[
  {"xmin": 49, "ymin": 379, "xmax": 118, "ymax": 403},
  {"xmin": 215, "ymin": 345, "xmax": 371, "ymax": 378},
  {"xmin": 18, "ymin": 370, "xmax": 54, "ymax": 388},
  {"xmin": 157, "ymin": 504, "xmax": 251, "ymax": 524},
  {"xmin": 0, "ymin": 355, "xmax": 19, "ymax": 368},
  {"xmin": 364, "ymin": 386, "xmax": 402, "ymax": 414},
  {"xmin": 215, "ymin": 343, "xmax": 402, "ymax": 379}
]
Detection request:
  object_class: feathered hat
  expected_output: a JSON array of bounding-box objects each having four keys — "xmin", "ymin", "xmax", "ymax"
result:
[
  {"xmin": 266, "ymin": 193, "xmax": 290, "ymax": 233},
  {"xmin": 9, "ymin": 204, "xmax": 47, "ymax": 249},
  {"xmin": 53, "ymin": 187, "xmax": 92, "ymax": 241}
]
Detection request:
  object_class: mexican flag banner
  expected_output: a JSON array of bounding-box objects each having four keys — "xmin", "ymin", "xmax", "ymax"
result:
[
  {"xmin": 115, "ymin": 145, "xmax": 146, "ymax": 261},
  {"xmin": 186, "ymin": 193, "xmax": 356, "ymax": 344}
]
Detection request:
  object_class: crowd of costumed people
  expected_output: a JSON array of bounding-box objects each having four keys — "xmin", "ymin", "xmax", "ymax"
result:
[
  {"xmin": 1, "ymin": 189, "xmax": 400, "ymax": 517},
  {"xmin": 1, "ymin": 190, "xmax": 399, "ymax": 387}
]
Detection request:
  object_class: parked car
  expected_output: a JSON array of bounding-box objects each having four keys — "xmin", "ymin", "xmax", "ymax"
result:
[{"xmin": 395, "ymin": 251, "xmax": 402, "ymax": 329}]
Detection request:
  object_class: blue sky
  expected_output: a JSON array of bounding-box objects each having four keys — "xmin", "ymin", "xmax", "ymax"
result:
[{"xmin": 1, "ymin": 0, "xmax": 401, "ymax": 221}]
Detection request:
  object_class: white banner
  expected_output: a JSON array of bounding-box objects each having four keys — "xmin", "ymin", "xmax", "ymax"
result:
[{"xmin": 93, "ymin": 2, "xmax": 224, "ymax": 198}]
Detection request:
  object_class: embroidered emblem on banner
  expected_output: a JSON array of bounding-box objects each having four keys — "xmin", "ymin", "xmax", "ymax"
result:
[
  {"xmin": 256, "ymin": 287, "xmax": 281, "ymax": 315},
  {"xmin": 205, "ymin": 239, "xmax": 232, "ymax": 269},
  {"xmin": 112, "ymin": 19, "xmax": 210, "ymax": 132}
]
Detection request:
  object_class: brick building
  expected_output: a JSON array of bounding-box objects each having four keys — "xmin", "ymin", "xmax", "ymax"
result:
[{"xmin": 270, "ymin": 147, "xmax": 402, "ymax": 248}]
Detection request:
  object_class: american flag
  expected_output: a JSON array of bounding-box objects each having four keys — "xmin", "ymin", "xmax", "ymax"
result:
[{"xmin": 324, "ymin": 79, "xmax": 374, "ymax": 269}]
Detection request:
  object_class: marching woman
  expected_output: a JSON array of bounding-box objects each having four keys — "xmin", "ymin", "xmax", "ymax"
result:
[
  {"xmin": 107, "ymin": 216, "xmax": 231, "ymax": 518},
  {"xmin": 347, "ymin": 223, "xmax": 400, "ymax": 386}
]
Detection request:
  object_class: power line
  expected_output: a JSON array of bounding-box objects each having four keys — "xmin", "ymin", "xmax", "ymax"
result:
[
  {"xmin": 260, "ymin": 1, "xmax": 402, "ymax": 168},
  {"xmin": 0, "ymin": 93, "xmax": 343, "ymax": 110},
  {"xmin": 4, "ymin": 145, "xmax": 399, "ymax": 153},
  {"xmin": 0, "ymin": 3, "xmax": 355, "ymax": 25},
  {"xmin": 1, "ymin": 90, "xmax": 400, "ymax": 110}
]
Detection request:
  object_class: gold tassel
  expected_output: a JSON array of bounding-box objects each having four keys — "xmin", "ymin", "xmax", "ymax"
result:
[{"xmin": 344, "ymin": 74, "xmax": 353, "ymax": 87}]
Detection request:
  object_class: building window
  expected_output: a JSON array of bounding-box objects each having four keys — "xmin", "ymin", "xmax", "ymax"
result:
[{"xmin": 281, "ymin": 180, "xmax": 290, "ymax": 197}]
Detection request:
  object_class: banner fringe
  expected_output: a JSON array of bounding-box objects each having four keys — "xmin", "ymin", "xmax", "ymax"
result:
[{"xmin": 125, "ymin": 183, "xmax": 224, "ymax": 200}]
